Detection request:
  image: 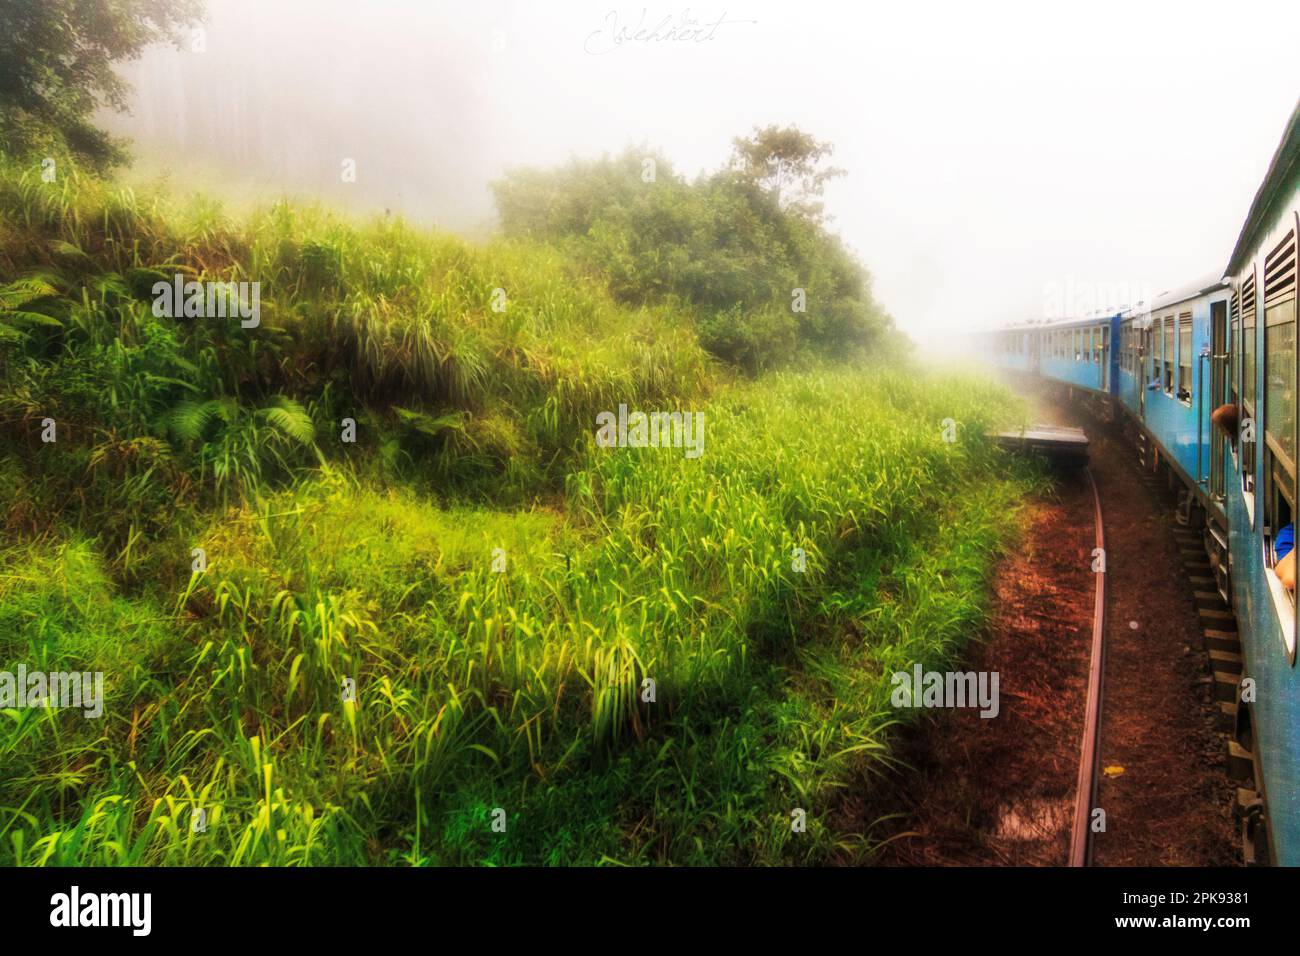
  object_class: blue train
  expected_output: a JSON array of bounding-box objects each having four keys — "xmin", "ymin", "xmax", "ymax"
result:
[{"xmin": 983, "ymin": 100, "xmax": 1300, "ymax": 866}]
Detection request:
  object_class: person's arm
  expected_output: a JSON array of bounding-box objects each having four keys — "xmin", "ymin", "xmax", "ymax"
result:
[{"xmin": 1276, "ymin": 549, "xmax": 1295, "ymax": 590}]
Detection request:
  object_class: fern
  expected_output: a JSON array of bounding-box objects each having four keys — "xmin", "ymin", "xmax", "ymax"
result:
[{"xmin": 259, "ymin": 396, "xmax": 315, "ymax": 445}]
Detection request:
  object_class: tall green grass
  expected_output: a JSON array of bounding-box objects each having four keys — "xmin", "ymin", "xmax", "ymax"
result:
[
  {"xmin": 0, "ymin": 153, "xmax": 1038, "ymax": 865},
  {"xmin": 0, "ymin": 366, "xmax": 1035, "ymax": 865}
]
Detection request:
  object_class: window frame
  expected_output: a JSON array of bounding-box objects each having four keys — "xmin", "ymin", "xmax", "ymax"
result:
[
  {"xmin": 1170, "ymin": 314, "xmax": 1180, "ymax": 395},
  {"xmin": 1242, "ymin": 268, "xmax": 1258, "ymax": 499},
  {"xmin": 1177, "ymin": 311, "xmax": 1193, "ymax": 404}
]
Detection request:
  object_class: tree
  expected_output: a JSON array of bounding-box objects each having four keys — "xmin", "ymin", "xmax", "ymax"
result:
[
  {"xmin": 0, "ymin": 0, "xmax": 202, "ymax": 168},
  {"xmin": 727, "ymin": 125, "xmax": 845, "ymax": 222}
]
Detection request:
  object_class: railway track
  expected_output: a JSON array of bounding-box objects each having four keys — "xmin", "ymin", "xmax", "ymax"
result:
[{"xmin": 1069, "ymin": 467, "xmax": 1106, "ymax": 867}]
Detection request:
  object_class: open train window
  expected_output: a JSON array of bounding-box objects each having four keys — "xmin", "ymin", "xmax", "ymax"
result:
[
  {"xmin": 1177, "ymin": 312, "xmax": 1192, "ymax": 402},
  {"xmin": 1262, "ymin": 459, "xmax": 1296, "ymax": 647},
  {"xmin": 1163, "ymin": 314, "xmax": 1175, "ymax": 393},
  {"xmin": 1159, "ymin": 316, "xmax": 1170, "ymax": 387}
]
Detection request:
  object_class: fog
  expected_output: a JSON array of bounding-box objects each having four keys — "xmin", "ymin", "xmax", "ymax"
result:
[{"xmin": 106, "ymin": 0, "xmax": 1300, "ymax": 350}]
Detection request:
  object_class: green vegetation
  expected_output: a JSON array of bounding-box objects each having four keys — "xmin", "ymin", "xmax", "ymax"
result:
[
  {"xmin": 494, "ymin": 126, "xmax": 899, "ymax": 373},
  {"xmin": 0, "ymin": 0, "xmax": 202, "ymax": 169},
  {"xmin": 1, "ymin": 24, "xmax": 1037, "ymax": 861}
]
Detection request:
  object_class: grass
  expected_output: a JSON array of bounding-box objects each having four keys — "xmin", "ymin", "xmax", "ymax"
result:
[{"xmin": 0, "ymin": 152, "xmax": 1040, "ymax": 865}]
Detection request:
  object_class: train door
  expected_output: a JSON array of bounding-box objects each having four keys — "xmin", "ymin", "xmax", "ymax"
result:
[{"xmin": 1210, "ymin": 301, "xmax": 1227, "ymax": 501}]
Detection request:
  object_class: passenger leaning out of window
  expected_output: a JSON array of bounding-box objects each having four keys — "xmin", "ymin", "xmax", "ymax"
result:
[{"xmin": 1211, "ymin": 403, "xmax": 1239, "ymax": 440}]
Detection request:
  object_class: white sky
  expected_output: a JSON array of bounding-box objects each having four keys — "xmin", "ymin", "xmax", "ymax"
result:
[{"xmin": 108, "ymin": 0, "xmax": 1300, "ymax": 351}]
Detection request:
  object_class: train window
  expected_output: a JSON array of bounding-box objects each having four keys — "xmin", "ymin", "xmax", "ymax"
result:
[
  {"xmin": 1263, "ymin": 235, "xmax": 1297, "ymax": 633},
  {"xmin": 1163, "ymin": 315, "xmax": 1175, "ymax": 392},
  {"xmin": 1264, "ymin": 228, "xmax": 1296, "ymax": 474},
  {"xmin": 1177, "ymin": 312, "xmax": 1192, "ymax": 401},
  {"xmin": 1243, "ymin": 271, "xmax": 1258, "ymax": 495},
  {"xmin": 1159, "ymin": 316, "xmax": 1170, "ymax": 387},
  {"xmin": 1230, "ymin": 286, "xmax": 1240, "ymax": 411},
  {"xmin": 1263, "ymin": 462, "xmax": 1295, "ymax": 619}
]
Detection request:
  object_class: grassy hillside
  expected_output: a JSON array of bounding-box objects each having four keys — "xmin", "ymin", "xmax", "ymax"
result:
[{"xmin": 0, "ymin": 155, "xmax": 1038, "ymax": 865}]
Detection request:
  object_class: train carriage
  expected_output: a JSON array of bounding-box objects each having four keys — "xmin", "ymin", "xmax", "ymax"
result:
[
  {"xmin": 980, "ymin": 100, "xmax": 1300, "ymax": 865},
  {"xmin": 1218, "ymin": 101, "xmax": 1300, "ymax": 866},
  {"xmin": 1117, "ymin": 276, "xmax": 1229, "ymax": 518}
]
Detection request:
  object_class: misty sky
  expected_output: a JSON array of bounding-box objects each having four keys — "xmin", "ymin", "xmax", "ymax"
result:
[{"xmin": 106, "ymin": 0, "xmax": 1300, "ymax": 350}]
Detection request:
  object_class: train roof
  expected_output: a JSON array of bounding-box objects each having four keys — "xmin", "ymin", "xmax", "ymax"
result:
[
  {"xmin": 1132, "ymin": 272, "xmax": 1228, "ymax": 317},
  {"xmin": 1227, "ymin": 97, "xmax": 1300, "ymax": 276},
  {"xmin": 983, "ymin": 315, "xmax": 1120, "ymax": 335}
]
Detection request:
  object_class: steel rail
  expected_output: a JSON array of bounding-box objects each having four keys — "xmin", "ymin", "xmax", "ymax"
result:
[{"xmin": 1069, "ymin": 466, "xmax": 1107, "ymax": 866}]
